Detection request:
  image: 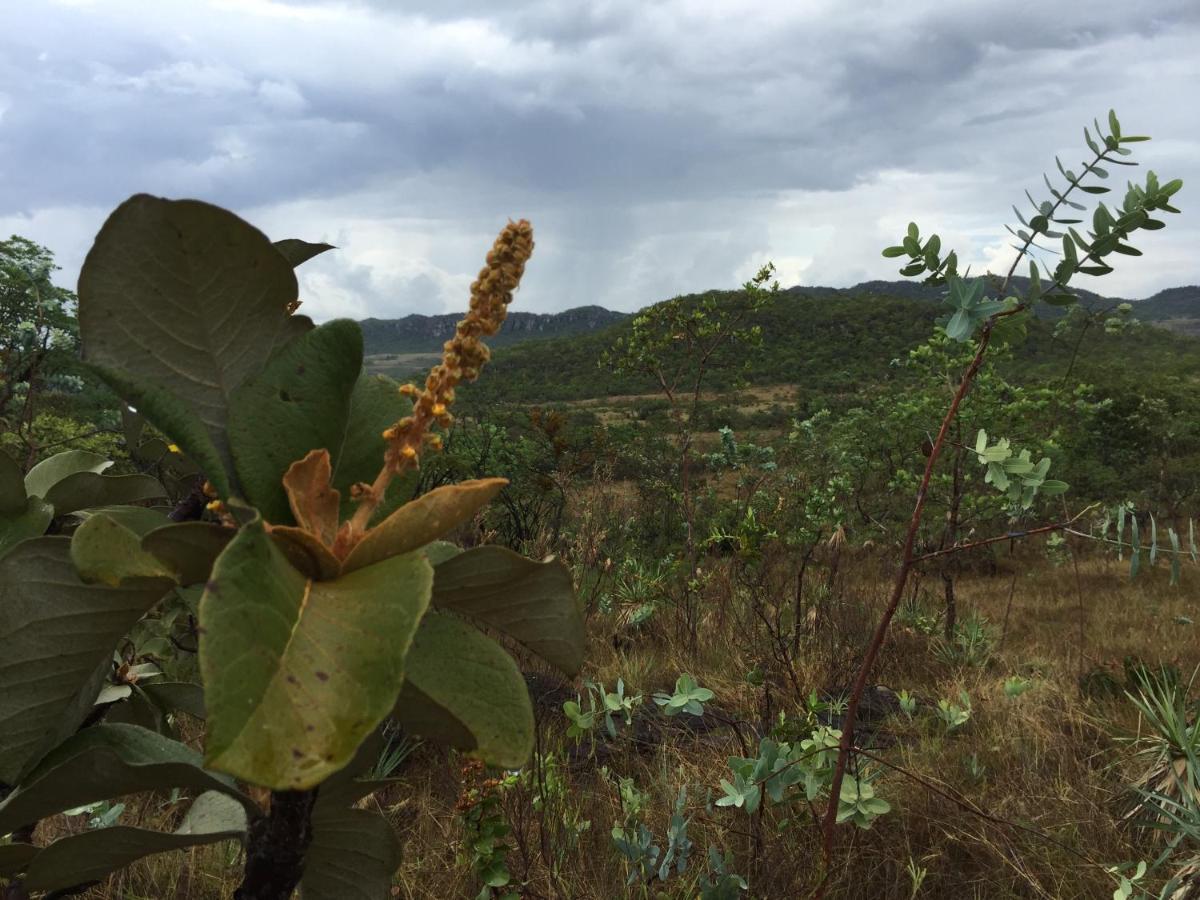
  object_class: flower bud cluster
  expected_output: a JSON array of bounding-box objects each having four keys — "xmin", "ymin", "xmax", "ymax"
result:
[
  {"xmin": 345, "ymin": 219, "xmax": 533, "ymax": 534},
  {"xmin": 381, "ymin": 219, "xmax": 534, "ymax": 472}
]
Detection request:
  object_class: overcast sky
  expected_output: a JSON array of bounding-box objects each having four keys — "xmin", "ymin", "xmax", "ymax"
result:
[{"xmin": 1, "ymin": 0, "xmax": 1197, "ymax": 321}]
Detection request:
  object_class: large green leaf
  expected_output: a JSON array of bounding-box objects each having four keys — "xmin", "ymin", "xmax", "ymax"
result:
[
  {"xmin": 342, "ymin": 479, "xmax": 507, "ymax": 574},
  {"xmin": 139, "ymin": 681, "xmax": 206, "ymax": 720},
  {"xmin": 142, "ymin": 521, "xmax": 234, "ymax": 585},
  {"xmin": 22, "ymin": 450, "xmax": 111, "ymax": 500},
  {"xmin": 228, "ymin": 319, "xmax": 363, "ymax": 524},
  {"xmin": 200, "ymin": 518, "xmax": 433, "ymax": 789},
  {"xmin": 70, "ymin": 504, "xmax": 171, "ymax": 537},
  {"xmin": 433, "ymin": 546, "xmax": 584, "ymax": 677},
  {"xmin": 70, "ymin": 513, "xmax": 173, "ymax": 586},
  {"xmin": 0, "ymin": 841, "xmax": 38, "ymax": 876},
  {"xmin": 78, "ymin": 195, "xmax": 298, "ymax": 483},
  {"xmin": 331, "ymin": 373, "xmax": 411, "ymax": 521},
  {"xmin": 300, "ymin": 805, "xmax": 402, "ymax": 900},
  {"xmin": 0, "ymin": 451, "xmax": 26, "ymax": 514},
  {"xmin": 41, "ymin": 471, "xmax": 166, "ymax": 517},
  {"xmin": 89, "ymin": 363, "xmax": 234, "ymax": 498},
  {"xmin": 0, "ymin": 538, "xmax": 174, "ymax": 783},
  {"xmin": 17, "ymin": 791, "xmax": 247, "ymax": 892},
  {"xmin": 0, "ymin": 497, "xmax": 53, "ymax": 561},
  {"xmin": 311, "ymin": 727, "xmax": 390, "ymax": 808},
  {"xmin": 0, "ymin": 724, "xmax": 253, "ymax": 835},
  {"xmin": 274, "ymin": 238, "xmax": 335, "ymax": 268},
  {"xmin": 393, "ymin": 611, "xmax": 534, "ymax": 768}
]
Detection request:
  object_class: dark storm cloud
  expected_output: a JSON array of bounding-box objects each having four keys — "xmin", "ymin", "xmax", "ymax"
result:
[{"xmin": 1, "ymin": 0, "xmax": 1197, "ymax": 318}]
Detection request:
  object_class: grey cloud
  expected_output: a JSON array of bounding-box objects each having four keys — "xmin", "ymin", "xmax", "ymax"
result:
[{"xmin": 1, "ymin": 0, "xmax": 1197, "ymax": 315}]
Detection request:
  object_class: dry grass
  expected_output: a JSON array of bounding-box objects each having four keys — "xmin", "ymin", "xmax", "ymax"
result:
[{"xmin": 53, "ymin": 550, "xmax": 1200, "ymax": 899}]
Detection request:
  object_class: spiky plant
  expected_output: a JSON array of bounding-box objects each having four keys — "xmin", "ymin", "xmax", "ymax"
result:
[{"xmin": 1123, "ymin": 668, "xmax": 1200, "ymax": 833}]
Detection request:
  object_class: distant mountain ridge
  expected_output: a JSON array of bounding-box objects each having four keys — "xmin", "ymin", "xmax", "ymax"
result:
[
  {"xmin": 359, "ymin": 282, "xmax": 1200, "ymax": 355},
  {"xmin": 359, "ymin": 305, "xmax": 628, "ymax": 354}
]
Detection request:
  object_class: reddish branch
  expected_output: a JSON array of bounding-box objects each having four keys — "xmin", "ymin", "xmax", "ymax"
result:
[
  {"xmin": 911, "ymin": 506, "xmax": 1094, "ymax": 564},
  {"xmin": 816, "ymin": 138, "xmax": 1123, "ymax": 886},
  {"xmin": 818, "ymin": 315, "xmax": 1003, "ymax": 868}
]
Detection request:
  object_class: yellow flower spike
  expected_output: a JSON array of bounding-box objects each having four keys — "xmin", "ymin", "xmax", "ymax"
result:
[
  {"xmin": 346, "ymin": 219, "xmax": 534, "ymax": 538},
  {"xmin": 167, "ymin": 443, "xmax": 181, "ymax": 454},
  {"xmin": 205, "ymin": 499, "xmax": 224, "ymax": 513}
]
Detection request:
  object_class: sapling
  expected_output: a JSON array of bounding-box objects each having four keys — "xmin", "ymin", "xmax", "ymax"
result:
[
  {"xmin": 820, "ymin": 111, "xmax": 1184, "ymax": 882},
  {"xmin": 935, "ymin": 692, "xmax": 973, "ymax": 733},
  {"xmin": 1003, "ymin": 676, "xmax": 1034, "ymax": 699},
  {"xmin": 654, "ymin": 673, "xmax": 715, "ymax": 717}
]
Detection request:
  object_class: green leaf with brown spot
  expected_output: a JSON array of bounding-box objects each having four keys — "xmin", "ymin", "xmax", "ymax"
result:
[
  {"xmin": 393, "ymin": 611, "xmax": 533, "ymax": 768},
  {"xmin": 200, "ymin": 517, "xmax": 432, "ymax": 789}
]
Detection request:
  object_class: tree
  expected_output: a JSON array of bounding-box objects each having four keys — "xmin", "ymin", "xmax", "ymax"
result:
[
  {"xmin": 602, "ymin": 266, "xmax": 776, "ymax": 643},
  {"xmin": 0, "ymin": 236, "xmax": 82, "ymax": 462},
  {"xmin": 818, "ymin": 110, "xmax": 1184, "ymax": 885}
]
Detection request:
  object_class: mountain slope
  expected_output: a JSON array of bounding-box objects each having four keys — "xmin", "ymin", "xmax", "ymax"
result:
[
  {"xmin": 361, "ymin": 280, "xmax": 1200, "ymax": 359},
  {"xmin": 1131, "ymin": 286, "xmax": 1200, "ymax": 334},
  {"xmin": 458, "ymin": 283, "xmax": 1200, "ymax": 408}
]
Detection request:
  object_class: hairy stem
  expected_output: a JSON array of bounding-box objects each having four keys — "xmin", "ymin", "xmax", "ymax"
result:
[{"xmin": 234, "ymin": 790, "xmax": 317, "ymax": 900}]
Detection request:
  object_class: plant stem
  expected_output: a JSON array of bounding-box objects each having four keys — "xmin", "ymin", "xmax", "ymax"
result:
[
  {"xmin": 818, "ymin": 318, "xmax": 999, "ymax": 872},
  {"xmin": 234, "ymin": 789, "xmax": 317, "ymax": 900}
]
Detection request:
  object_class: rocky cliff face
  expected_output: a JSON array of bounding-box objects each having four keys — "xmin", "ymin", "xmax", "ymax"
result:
[{"xmin": 359, "ymin": 305, "xmax": 628, "ymax": 354}]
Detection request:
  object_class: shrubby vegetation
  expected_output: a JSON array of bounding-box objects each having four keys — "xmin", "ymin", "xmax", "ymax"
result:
[{"xmin": 1, "ymin": 111, "xmax": 1197, "ymax": 899}]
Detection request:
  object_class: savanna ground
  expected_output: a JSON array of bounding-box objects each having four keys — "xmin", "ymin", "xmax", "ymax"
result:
[{"xmin": 45, "ymin": 523, "xmax": 1200, "ymax": 899}]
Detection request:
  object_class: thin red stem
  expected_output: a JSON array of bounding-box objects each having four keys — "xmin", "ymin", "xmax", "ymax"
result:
[{"xmin": 818, "ymin": 317, "xmax": 1000, "ymax": 867}]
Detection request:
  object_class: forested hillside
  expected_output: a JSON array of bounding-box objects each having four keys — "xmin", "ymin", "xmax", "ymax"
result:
[{"xmin": 460, "ymin": 282, "xmax": 1200, "ymax": 408}]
